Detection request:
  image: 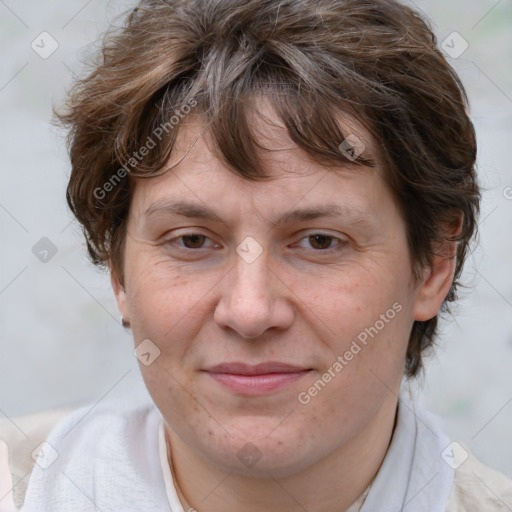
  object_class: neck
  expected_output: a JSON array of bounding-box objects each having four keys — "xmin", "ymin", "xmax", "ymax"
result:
[{"xmin": 166, "ymin": 396, "xmax": 398, "ymax": 512}]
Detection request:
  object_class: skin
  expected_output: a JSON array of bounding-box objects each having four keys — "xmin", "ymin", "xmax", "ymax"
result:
[{"xmin": 112, "ymin": 102, "xmax": 458, "ymax": 512}]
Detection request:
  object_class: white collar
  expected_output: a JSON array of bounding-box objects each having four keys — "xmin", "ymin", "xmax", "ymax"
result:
[{"xmin": 360, "ymin": 389, "xmax": 454, "ymax": 511}]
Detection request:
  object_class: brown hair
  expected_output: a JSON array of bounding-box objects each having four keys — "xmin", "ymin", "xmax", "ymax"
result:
[{"xmin": 57, "ymin": 0, "xmax": 480, "ymax": 376}]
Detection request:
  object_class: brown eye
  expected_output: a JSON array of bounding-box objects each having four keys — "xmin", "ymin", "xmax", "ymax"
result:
[
  {"xmin": 181, "ymin": 234, "xmax": 207, "ymax": 248},
  {"xmin": 308, "ymin": 234, "xmax": 335, "ymax": 250}
]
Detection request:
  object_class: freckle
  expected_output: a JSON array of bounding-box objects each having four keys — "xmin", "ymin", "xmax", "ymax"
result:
[{"xmin": 208, "ymin": 430, "xmax": 213, "ymax": 436}]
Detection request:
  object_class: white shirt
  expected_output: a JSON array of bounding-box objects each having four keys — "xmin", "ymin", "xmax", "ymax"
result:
[{"xmin": 3, "ymin": 392, "xmax": 510, "ymax": 511}]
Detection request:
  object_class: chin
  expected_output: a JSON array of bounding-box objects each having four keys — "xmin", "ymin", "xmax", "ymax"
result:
[{"xmin": 198, "ymin": 425, "xmax": 324, "ymax": 479}]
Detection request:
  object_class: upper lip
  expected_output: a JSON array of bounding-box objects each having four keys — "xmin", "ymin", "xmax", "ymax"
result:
[{"xmin": 204, "ymin": 362, "xmax": 311, "ymax": 375}]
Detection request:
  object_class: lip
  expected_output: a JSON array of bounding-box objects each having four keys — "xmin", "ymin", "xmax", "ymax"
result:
[{"xmin": 202, "ymin": 362, "xmax": 312, "ymax": 395}]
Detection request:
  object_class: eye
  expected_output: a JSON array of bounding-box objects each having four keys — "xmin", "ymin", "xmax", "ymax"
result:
[
  {"xmin": 181, "ymin": 234, "xmax": 207, "ymax": 249},
  {"xmin": 167, "ymin": 233, "xmax": 219, "ymax": 250},
  {"xmin": 296, "ymin": 233, "xmax": 346, "ymax": 251}
]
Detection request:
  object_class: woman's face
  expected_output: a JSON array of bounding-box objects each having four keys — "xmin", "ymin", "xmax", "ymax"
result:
[{"xmin": 112, "ymin": 106, "xmax": 447, "ymax": 478}]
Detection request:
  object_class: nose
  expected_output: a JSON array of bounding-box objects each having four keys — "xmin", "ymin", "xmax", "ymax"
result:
[{"xmin": 213, "ymin": 247, "xmax": 295, "ymax": 339}]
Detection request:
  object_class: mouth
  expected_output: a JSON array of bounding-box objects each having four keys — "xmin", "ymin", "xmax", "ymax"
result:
[{"xmin": 202, "ymin": 362, "xmax": 313, "ymax": 395}]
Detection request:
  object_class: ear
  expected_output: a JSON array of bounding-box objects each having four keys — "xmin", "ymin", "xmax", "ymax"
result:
[
  {"xmin": 413, "ymin": 214, "xmax": 463, "ymax": 322},
  {"xmin": 110, "ymin": 264, "xmax": 130, "ymax": 325}
]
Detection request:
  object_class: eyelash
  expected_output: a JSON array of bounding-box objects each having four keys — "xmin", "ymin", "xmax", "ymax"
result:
[{"xmin": 165, "ymin": 232, "xmax": 347, "ymax": 253}]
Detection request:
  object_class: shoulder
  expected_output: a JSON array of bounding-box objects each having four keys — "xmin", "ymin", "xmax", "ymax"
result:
[
  {"xmin": 1, "ymin": 399, "xmax": 161, "ymax": 510},
  {"xmin": 26, "ymin": 399, "xmax": 160, "ymax": 468},
  {"xmin": 28, "ymin": 399, "xmax": 162, "ymax": 474},
  {"xmin": 0, "ymin": 408, "xmax": 75, "ymax": 510},
  {"xmin": 446, "ymin": 445, "xmax": 512, "ymax": 511},
  {"xmin": 47, "ymin": 399, "xmax": 159, "ymax": 443}
]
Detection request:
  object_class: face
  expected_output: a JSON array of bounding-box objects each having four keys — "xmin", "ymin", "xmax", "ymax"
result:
[{"xmin": 113, "ymin": 103, "xmax": 451, "ymax": 478}]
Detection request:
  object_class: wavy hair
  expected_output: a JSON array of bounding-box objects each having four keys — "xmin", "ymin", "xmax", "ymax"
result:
[{"xmin": 57, "ymin": 0, "xmax": 480, "ymax": 376}]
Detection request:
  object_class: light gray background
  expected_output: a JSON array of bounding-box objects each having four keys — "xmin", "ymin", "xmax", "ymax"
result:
[{"xmin": 1, "ymin": 0, "xmax": 511, "ymax": 478}]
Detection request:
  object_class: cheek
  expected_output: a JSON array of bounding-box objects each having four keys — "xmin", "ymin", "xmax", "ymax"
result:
[
  {"xmin": 293, "ymin": 258, "xmax": 413, "ymax": 383},
  {"xmin": 297, "ymin": 260, "xmax": 404, "ymax": 334},
  {"xmin": 141, "ymin": 360, "xmax": 210, "ymax": 447},
  {"xmin": 124, "ymin": 247, "xmax": 221, "ymax": 341}
]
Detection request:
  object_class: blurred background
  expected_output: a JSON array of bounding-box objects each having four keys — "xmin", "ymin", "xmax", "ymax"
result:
[{"xmin": 1, "ymin": 0, "xmax": 511, "ymax": 479}]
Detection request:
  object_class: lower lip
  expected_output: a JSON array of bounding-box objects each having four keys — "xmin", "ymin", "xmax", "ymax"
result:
[{"xmin": 206, "ymin": 371, "xmax": 311, "ymax": 395}]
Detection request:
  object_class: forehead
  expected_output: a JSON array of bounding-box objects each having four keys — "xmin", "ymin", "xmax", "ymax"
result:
[{"xmin": 128, "ymin": 99, "xmax": 390, "ymax": 223}]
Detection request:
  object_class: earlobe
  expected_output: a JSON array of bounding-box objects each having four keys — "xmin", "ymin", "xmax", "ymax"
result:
[{"xmin": 110, "ymin": 266, "xmax": 130, "ymax": 325}]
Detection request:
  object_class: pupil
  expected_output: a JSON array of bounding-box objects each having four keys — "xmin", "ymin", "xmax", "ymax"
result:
[{"xmin": 310, "ymin": 235, "xmax": 331, "ymax": 249}]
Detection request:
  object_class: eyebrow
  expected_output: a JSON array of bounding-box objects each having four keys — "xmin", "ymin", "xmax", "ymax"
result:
[
  {"xmin": 144, "ymin": 200, "xmax": 224, "ymax": 222},
  {"xmin": 143, "ymin": 200, "xmax": 375, "ymax": 227}
]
